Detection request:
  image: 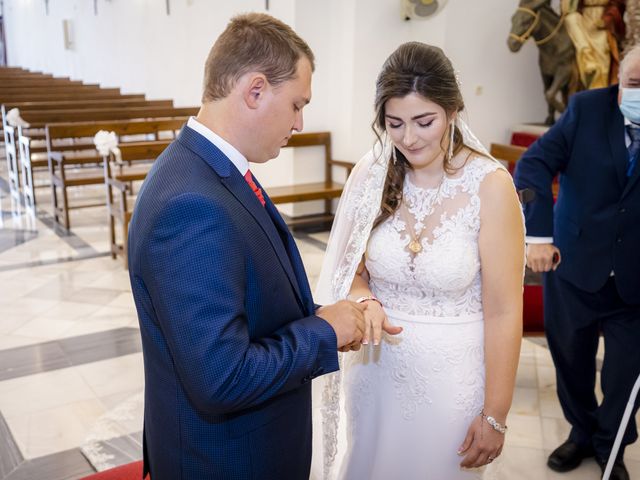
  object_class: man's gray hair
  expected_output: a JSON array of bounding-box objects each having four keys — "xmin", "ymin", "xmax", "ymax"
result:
[{"xmin": 620, "ymin": 45, "xmax": 640, "ymax": 77}]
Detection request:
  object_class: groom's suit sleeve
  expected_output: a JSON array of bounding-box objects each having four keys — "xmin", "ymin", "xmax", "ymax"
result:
[{"xmin": 139, "ymin": 193, "xmax": 339, "ymax": 415}]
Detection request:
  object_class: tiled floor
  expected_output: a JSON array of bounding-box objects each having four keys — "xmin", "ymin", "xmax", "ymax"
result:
[{"xmin": 0, "ymin": 161, "xmax": 639, "ymax": 479}]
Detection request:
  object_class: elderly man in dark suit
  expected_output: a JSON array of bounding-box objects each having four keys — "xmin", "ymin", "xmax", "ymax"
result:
[
  {"xmin": 515, "ymin": 46, "xmax": 640, "ymax": 480},
  {"xmin": 128, "ymin": 13, "xmax": 365, "ymax": 480}
]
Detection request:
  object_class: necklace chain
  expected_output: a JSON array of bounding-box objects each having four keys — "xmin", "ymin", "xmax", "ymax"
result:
[{"xmin": 401, "ymin": 173, "xmax": 446, "ymax": 254}]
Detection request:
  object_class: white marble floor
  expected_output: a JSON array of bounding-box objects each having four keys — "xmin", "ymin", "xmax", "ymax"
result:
[{"xmin": 0, "ymin": 168, "xmax": 638, "ymax": 479}]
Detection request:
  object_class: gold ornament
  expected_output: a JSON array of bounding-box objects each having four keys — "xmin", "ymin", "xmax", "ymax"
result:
[{"xmin": 409, "ymin": 240, "xmax": 423, "ymax": 253}]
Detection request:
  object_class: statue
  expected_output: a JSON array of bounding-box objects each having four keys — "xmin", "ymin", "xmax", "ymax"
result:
[
  {"xmin": 602, "ymin": 0, "xmax": 626, "ymax": 82},
  {"xmin": 508, "ymin": 0, "xmax": 580, "ymax": 125},
  {"xmin": 562, "ymin": 0, "xmax": 612, "ymax": 89}
]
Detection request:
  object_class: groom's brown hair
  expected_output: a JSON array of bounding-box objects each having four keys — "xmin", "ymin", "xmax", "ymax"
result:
[{"xmin": 202, "ymin": 12, "xmax": 315, "ymax": 102}]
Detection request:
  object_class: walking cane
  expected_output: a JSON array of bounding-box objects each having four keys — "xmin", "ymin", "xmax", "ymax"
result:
[{"xmin": 602, "ymin": 373, "xmax": 640, "ymax": 480}]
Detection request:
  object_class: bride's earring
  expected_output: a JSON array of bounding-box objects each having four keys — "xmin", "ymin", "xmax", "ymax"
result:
[
  {"xmin": 447, "ymin": 122, "xmax": 455, "ymax": 162},
  {"xmin": 392, "ymin": 145, "xmax": 397, "ymax": 165}
]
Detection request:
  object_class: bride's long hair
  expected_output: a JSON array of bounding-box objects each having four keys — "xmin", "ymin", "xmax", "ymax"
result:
[{"xmin": 372, "ymin": 42, "xmax": 469, "ymax": 230}]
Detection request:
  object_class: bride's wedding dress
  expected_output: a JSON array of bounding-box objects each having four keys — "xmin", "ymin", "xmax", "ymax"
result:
[{"xmin": 335, "ymin": 156, "xmax": 501, "ymax": 479}]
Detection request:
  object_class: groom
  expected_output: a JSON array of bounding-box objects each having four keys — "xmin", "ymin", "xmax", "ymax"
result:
[{"xmin": 128, "ymin": 13, "xmax": 366, "ymax": 480}]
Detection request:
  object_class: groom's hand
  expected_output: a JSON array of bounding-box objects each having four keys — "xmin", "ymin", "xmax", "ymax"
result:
[{"xmin": 316, "ymin": 300, "xmax": 366, "ymax": 349}]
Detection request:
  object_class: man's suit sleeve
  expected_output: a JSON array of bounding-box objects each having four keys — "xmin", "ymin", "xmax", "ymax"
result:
[
  {"xmin": 140, "ymin": 193, "xmax": 339, "ymax": 415},
  {"xmin": 514, "ymin": 96, "xmax": 579, "ymax": 237}
]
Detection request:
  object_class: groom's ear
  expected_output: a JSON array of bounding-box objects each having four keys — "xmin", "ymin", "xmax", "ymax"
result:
[{"xmin": 243, "ymin": 73, "xmax": 268, "ymax": 110}]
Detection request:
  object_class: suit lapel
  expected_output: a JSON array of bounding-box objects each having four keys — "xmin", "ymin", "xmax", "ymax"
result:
[
  {"xmin": 607, "ymin": 87, "xmax": 628, "ymax": 190},
  {"xmin": 223, "ymin": 172, "xmax": 304, "ymax": 306},
  {"xmin": 260, "ymin": 184, "xmax": 314, "ymax": 314},
  {"xmin": 177, "ymin": 126, "xmax": 305, "ymax": 309}
]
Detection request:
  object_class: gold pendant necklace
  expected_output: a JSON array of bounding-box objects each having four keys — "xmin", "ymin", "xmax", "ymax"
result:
[
  {"xmin": 403, "ymin": 173, "xmax": 446, "ymax": 255},
  {"xmin": 409, "ymin": 239, "xmax": 423, "ymax": 253}
]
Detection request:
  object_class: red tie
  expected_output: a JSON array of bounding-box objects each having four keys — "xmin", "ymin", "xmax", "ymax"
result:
[{"xmin": 244, "ymin": 170, "xmax": 265, "ymax": 207}]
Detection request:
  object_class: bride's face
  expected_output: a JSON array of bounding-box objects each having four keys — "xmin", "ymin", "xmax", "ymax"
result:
[{"xmin": 384, "ymin": 93, "xmax": 451, "ymax": 170}]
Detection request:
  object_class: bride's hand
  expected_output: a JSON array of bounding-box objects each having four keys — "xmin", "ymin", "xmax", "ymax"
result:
[
  {"xmin": 457, "ymin": 415, "xmax": 504, "ymax": 468},
  {"xmin": 362, "ymin": 301, "xmax": 402, "ymax": 345}
]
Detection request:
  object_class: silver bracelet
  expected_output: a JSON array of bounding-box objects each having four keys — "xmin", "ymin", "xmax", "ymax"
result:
[
  {"xmin": 480, "ymin": 409, "xmax": 507, "ymax": 434},
  {"xmin": 354, "ymin": 295, "xmax": 383, "ymax": 308}
]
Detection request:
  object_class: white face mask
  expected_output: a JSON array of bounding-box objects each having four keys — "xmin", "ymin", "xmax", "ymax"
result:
[{"xmin": 619, "ymin": 87, "xmax": 640, "ymax": 124}]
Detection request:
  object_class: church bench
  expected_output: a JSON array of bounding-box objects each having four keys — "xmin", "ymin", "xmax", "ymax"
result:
[
  {"xmin": 102, "ymin": 130, "xmax": 352, "ymax": 265},
  {"xmin": 1, "ymin": 99, "xmax": 174, "ymax": 147},
  {"xmin": 4, "ymin": 98, "xmax": 174, "ymax": 112},
  {"xmin": 0, "ymin": 92, "xmax": 145, "ymax": 103},
  {"xmin": 6, "ymin": 107, "xmax": 194, "ymax": 208},
  {"xmin": 44, "ymin": 118, "xmax": 188, "ymax": 229},
  {"xmin": 17, "ymin": 106, "xmax": 199, "ymax": 128},
  {"xmin": 490, "ymin": 142, "xmax": 558, "ymax": 198},
  {"xmin": 0, "ymin": 78, "xmax": 84, "ymax": 87},
  {"xmin": 103, "ymin": 140, "xmax": 173, "ymax": 266},
  {"xmin": 268, "ymin": 131, "xmax": 353, "ymax": 227},
  {"xmin": 489, "ymin": 143, "xmax": 527, "ymax": 174},
  {"xmin": 0, "ymin": 83, "xmax": 103, "ymax": 94}
]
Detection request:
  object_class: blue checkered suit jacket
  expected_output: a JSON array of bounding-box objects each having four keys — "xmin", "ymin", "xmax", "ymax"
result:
[{"xmin": 128, "ymin": 125, "xmax": 339, "ymax": 479}]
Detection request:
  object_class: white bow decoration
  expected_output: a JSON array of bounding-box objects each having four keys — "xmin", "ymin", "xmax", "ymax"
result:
[
  {"xmin": 5, "ymin": 108, "xmax": 30, "ymax": 128},
  {"xmin": 93, "ymin": 130, "xmax": 122, "ymax": 164}
]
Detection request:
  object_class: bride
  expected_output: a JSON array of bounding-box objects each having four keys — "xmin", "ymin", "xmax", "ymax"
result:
[{"xmin": 313, "ymin": 42, "xmax": 525, "ymax": 479}]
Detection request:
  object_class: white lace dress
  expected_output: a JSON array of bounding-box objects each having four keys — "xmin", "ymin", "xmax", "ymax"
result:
[{"xmin": 337, "ymin": 156, "xmax": 500, "ymax": 480}]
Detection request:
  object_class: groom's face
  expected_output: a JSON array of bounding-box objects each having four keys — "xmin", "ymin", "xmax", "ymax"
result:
[{"xmin": 252, "ymin": 58, "xmax": 312, "ymax": 163}]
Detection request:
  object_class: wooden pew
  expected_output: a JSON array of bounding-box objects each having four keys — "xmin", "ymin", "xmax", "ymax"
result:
[
  {"xmin": 0, "ymin": 84, "xmax": 103, "ymax": 94},
  {"xmin": 21, "ymin": 106, "xmax": 198, "ymax": 128},
  {"xmin": 6, "ymin": 106, "xmax": 195, "ymax": 204},
  {"xmin": 0, "ymin": 78, "xmax": 84, "ymax": 87},
  {"xmin": 489, "ymin": 143, "xmax": 526, "ymax": 173},
  {"xmin": 490, "ymin": 142, "xmax": 558, "ymax": 197},
  {"xmin": 268, "ymin": 131, "xmax": 354, "ymax": 227},
  {"xmin": 105, "ymin": 130, "xmax": 353, "ymax": 265},
  {"xmin": 5, "ymin": 98, "xmax": 173, "ymax": 111},
  {"xmin": 0, "ymin": 92, "xmax": 145, "ymax": 103},
  {"xmin": 0, "ymin": 67, "xmax": 50, "ymax": 76},
  {"xmin": 45, "ymin": 118, "xmax": 189, "ymax": 229},
  {"xmin": 104, "ymin": 140, "xmax": 172, "ymax": 265}
]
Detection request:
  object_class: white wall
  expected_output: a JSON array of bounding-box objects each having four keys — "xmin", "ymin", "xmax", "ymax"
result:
[{"xmin": 3, "ymin": 0, "xmax": 547, "ymax": 211}]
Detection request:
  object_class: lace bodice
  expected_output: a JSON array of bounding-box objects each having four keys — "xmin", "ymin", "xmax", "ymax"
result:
[{"xmin": 366, "ymin": 156, "xmax": 501, "ymax": 317}]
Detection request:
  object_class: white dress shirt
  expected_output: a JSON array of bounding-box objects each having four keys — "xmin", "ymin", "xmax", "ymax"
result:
[{"xmin": 186, "ymin": 116, "xmax": 249, "ymax": 177}]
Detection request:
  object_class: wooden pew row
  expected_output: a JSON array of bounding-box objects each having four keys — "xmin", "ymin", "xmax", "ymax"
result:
[
  {"xmin": 4, "ymin": 98, "xmax": 174, "ymax": 112},
  {"xmin": 489, "ymin": 143, "xmax": 526, "ymax": 173},
  {"xmin": 102, "ymin": 130, "xmax": 353, "ymax": 265},
  {"xmin": 0, "ymin": 78, "xmax": 85, "ymax": 87},
  {"xmin": 45, "ymin": 117, "xmax": 190, "ymax": 229},
  {"xmin": 0, "ymin": 84, "xmax": 103, "ymax": 94},
  {"xmin": 0, "ymin": 66, "xmax": 48, "ymax": 74},
  {"xmin": 21, "ymin": 106, "xmax": 198, "ymax": 127},
  {"xmin": 104, "ymin": 140, "xmax": 173, "ymax": 264},
  {"xmin": 1, "ymin": 100, "xmax": 174, "ymax": 140},
  {"xmin": 489, "ymin": 142, "xmax": 558, "ymax": 197},
  {"xmin": 267, "ymin": 131, "xmax": 353, "ymax": 227},
  {"xmin": 0, "ymin": 71, "xmax": 54, "ymax": 79},
  {"xmin": 0, "ymin": 92, "xmax": 145, "ymax": 103},
  {"xmin": 5, "ymin": 107, "xmax": 196, "ymax": 208}
]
